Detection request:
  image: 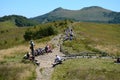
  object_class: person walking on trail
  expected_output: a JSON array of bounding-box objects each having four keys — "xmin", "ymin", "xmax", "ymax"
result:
[{"xmin": 30, "ymin": 40, "xmax": 35, "ymax": 56}]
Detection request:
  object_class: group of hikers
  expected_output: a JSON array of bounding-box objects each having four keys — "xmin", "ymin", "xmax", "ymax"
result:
[
  {"xmin": 23, "ymin": 27, "xmax": 74, "ymax": 66},
  {"xmin": 23, "ymin": 27, "xmax": 120, "ymax": 67},
  {"xmin": 29, "ymin": 40, "xmax": 52, "ymax": 57},
  {"xmin": 23, "ymin": 40, "xmax": 63, "ymax": 66},
  {"xmin": 64, "ymin": 27, "xmax": 74, "ymax": 41},
  {"xmin": 23, "ymin": 40, "xmax": 53, "ymax": 65}
]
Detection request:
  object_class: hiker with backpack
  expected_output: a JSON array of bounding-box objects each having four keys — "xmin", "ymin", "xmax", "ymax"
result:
[
  {"xmin": 45, "ymin": 44, "xmax": 52, "ymax": 53},
  {"xmin": 64, "ymin": 27, "xmax": 74, "ymax": 41},
  {"xmin": 30, "ymin": 40, "xmax": 35, "ymax": 56}
]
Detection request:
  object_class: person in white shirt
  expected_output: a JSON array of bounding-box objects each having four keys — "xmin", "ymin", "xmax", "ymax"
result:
[{"xmin": 54, "ymin": 55, "xmax": 62, "ymax": 63}]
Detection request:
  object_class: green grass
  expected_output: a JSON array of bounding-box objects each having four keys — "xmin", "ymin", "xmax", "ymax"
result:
[
  {"xmin": 1, "ymin": 20, "xmax": 120, "ymax": 80},
  {"xmin": 0, "ymin": 20, "xmax": 69, "ymax": 49},
  {"xmin": 0, "ymin": 21, "xmax": 17, "ymax": 30},
  {"xmin": 0, "ymin": 27, "xmax": 28, "ymax": 49},
  {"xmin": 53, "ymin": 22, "xmax": 120, "ymax": 80},
  {"xmin": 0, "ymin": 63, "xmax": 36, "ymax": 80},
  {"xmin": 52, "ymin": 58, "xmax": 120, "ymax": 80},
  {"xmin": 62, "ymin": 22, "xmax": 120, "ymax": 56},
  {"xmin": 0, "ymin": 20, "xmax": 28, "ymax": 49},
  {"xmin": 74, "ymin": 22, "xmax": 120, "ymax": 45},
  {"xmin": 0, "ymin": 51, "xmax": 36, "ymax": 80},
  {"xmin": 0, "ymin": 20, "xmax": 67, "ymax": 80}
]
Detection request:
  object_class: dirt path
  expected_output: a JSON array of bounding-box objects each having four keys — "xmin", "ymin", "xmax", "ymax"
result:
[{"xmin": 35, "ymin": 34, "xmax": 65, "ymax": 80}]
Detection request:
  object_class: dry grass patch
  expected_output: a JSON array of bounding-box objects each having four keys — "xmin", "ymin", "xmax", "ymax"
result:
[
  {"xmin": 95, "ymin": 45, "xmax": 120, "ymax": 56},
  {"xmin": 0, "ymin": 42, "xmax": 46, "ymax": 80},
  {"xmin": 0, "ymin": 63, "xmax": 36, "ymax": 80}
]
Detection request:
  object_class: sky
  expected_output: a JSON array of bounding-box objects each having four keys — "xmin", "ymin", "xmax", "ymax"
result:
[{"xmin": 0, "ymin": 0, "xmax": 120, "ymax": 18}]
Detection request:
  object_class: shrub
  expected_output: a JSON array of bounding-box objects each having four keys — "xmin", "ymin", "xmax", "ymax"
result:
[
  {"xmin": 4, "ymin": 40, "xmax": 7, "ymax": 44},
  {"xmin": 24, "ymin": 26, "xmax": 58, "ymax": 41},
  {"xmin": 24, "ymin": 30, "xmax": 33, "ymax": 41}
]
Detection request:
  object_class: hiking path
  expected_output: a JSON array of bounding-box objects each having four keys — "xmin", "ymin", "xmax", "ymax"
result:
[{"xmin": 35, "ymin": 34, "xmax": 65, "ymax": 80}]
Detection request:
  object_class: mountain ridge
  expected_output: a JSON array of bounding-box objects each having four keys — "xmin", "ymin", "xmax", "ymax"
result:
[
  {"xmin": 32, "ymin": 6, "xmax": 120, "ymax": 23},
  {"xmin": 0, "ymin": 6, "xmax": 120, "ymax": 24}
]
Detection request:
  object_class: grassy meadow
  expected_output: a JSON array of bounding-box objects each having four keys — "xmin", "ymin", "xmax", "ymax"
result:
[
  {"xmin": 0, "ymin": 20, "xmax": 70, "ymax": 49},
  {"xmin": 52, "ymin": 58, "xmax": 120, "ymax": 80},
  {"xmin": 52, "ymin": 22, "xmax": 120, "ymax": 80},
  {"xmin": 0, "ymin": 20, "xmax": 120, "ymax": 80},
  {"xmin": 62, "ymin": 22, "xmax": 120, "ymax": 56},
  {"xmin": 0, "ymin": 45, "xmax": 36, "ymax": 80},
  {"xmin": 0, "ymin": 37, "xmax": 50, "ymax": 80},
  {"xmin": 0, "ymin": 20, "xmax": 70, "ymax": 80},
  {"xmin": 0, "ymin": 21, "xmax": 36, "ymax": 80},
  {"xmin": 0, "ymin": 21, "xmax": 28, "ymax": 49}
]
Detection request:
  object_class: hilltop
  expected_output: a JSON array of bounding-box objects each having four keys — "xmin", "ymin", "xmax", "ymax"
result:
[
  {"xmin": 0, "ymin": 15, "xmax": 38, "ymax": 27},
  {"xmin": 32, "ymin": 6, "xmax": 120, "ymax": 23}
]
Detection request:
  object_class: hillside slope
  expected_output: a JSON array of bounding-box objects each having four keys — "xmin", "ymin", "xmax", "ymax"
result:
[
  {"xmin": 32, "ymin": 6, "xmax": 120, "ymax": 23},
  {"xmin": 0, "ymin": 15, "xmax": 38, "ymax": 27}
]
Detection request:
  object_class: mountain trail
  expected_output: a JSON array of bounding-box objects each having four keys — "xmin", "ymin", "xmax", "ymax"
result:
[{"xmin": 35, "ymin": 34, "xmax": 65, "ymax": 80}]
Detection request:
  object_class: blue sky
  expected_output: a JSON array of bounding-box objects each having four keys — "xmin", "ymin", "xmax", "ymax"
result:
[{"xmin": 0, "ymin": 0, "xmax": 119, "ymax": 18}]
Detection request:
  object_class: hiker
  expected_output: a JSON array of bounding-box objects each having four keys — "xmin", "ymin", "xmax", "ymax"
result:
[
  {"xmin": 65, "ymin": 28, "xmax": 69, "ymax": 37},
  {"xmin": 26, "ymin": 52, "xmax": 30, "ymax": 59},
  {"xmin": 54, "ymin": 55, "xmax": 62, "ymax": 63},
  {"xmin": 23, "ymin": 52, "xmax": 30, "ymax": 59},
  {"xmin": 30, "ymin": 40, "xmax": 35, "ymax": 56},
  {"xmin": 117, "ymin": 57, "xmax": 120, "ymax": 63},
  {"xmin": 69, "ymin": 29, "xmax": 73, "ymax": 40},
  {"xmin": 45, "ymin": 44, "xmax": 52, "ymax": 53},
  {"xmin": 45, "ymin": 44, "xmax": 48, "ymax": 53},
  {"xmin": 64, "ymin": 29, "xmax": 69, "ymax": 41},
  {"xmin": 52, "ymin": 55, "xmax": 62, "ymax": 67},
  {"xmin": 29, "ymin": 55, "xmax": 35, "ymax": 61},
  {"xmin": 36, "ymin": 48, "xmax": 43, "ymax": 55}
]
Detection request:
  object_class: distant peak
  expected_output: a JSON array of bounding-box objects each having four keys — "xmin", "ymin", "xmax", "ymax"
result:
[
  {"xmin": 89, "ymin": 6, "xmax": 103, "ymax": 8},
  {"xmin": 57, "ymin": 7, "xmax": 63, "ymax": 9},
  {"xmin": 81, "ymin": 6, "xmax": 104, "ymax": 10},
  {"xmin": 80, "ymin": 6, "xmax": 112, "ymax": 12},
  {"xmin": 53, "ymin": 7, "xmax": 64, "ymax": 11}
]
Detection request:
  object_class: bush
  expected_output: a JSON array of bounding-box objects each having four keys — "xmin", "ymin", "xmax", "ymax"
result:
[
  {"xmin": 24, "ymin": 26, "xmax": 58, "ymax": 41},
  {"xmin": 24, "ymin": 30, "xmax": 33, "ymax": 41}
]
